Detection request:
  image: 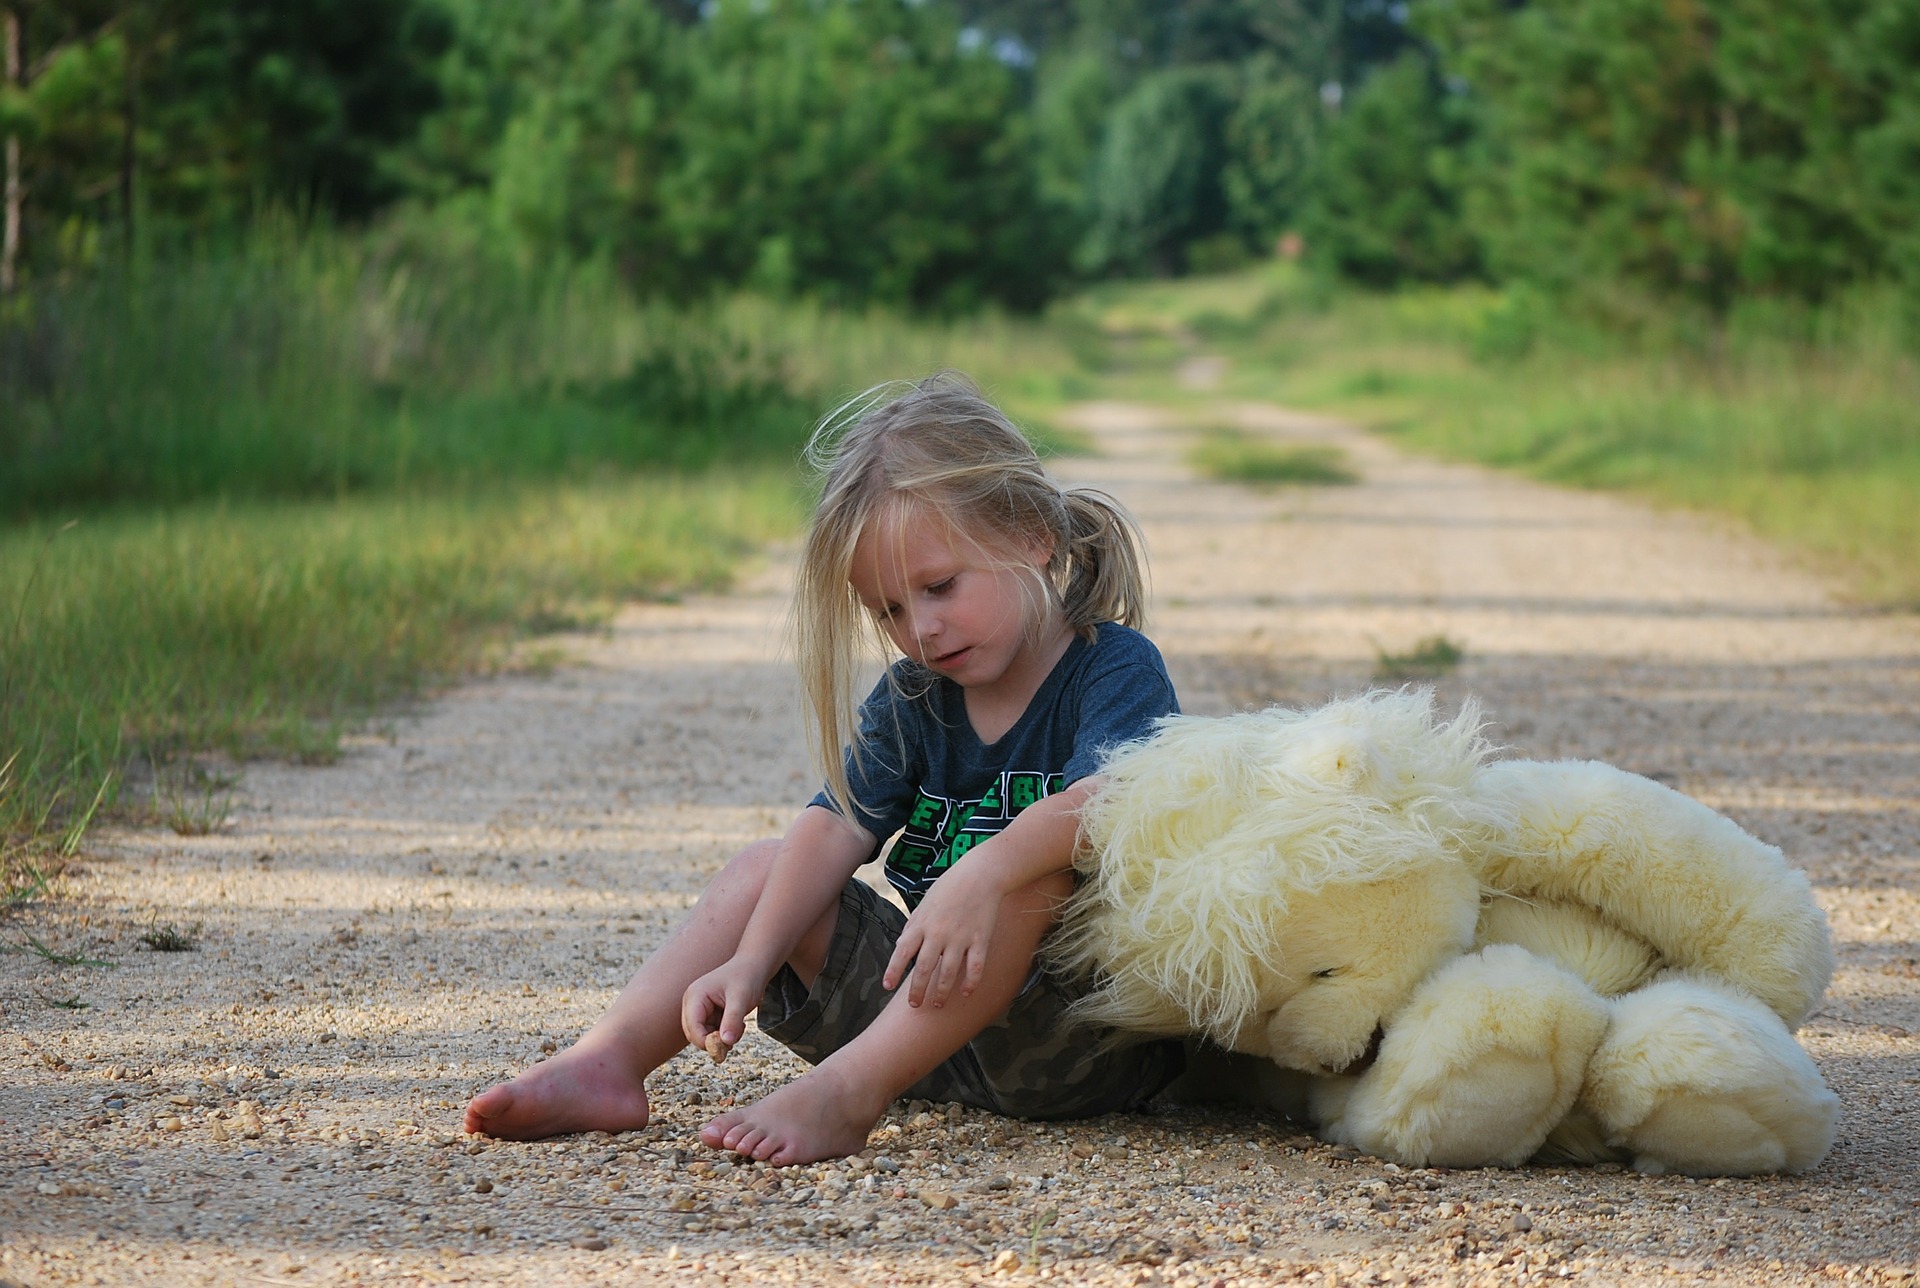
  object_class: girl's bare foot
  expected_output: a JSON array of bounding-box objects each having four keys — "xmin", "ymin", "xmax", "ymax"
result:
[
  {"xmin": 463, "ymin": 1045, "xmax": 652, "ymax": 1140},
  {"xmin": 698, "ymin": 1064, "xmax": 889, "ymax": 1166}
]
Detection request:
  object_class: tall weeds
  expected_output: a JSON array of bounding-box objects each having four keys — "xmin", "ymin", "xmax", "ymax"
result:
[
  {"xmin": 0, "ymin": 222, "xmax": 1078, "ymax": 869},
  {"xmin": 0, "ymin": 228, "xmax": 814, "ymax": 511}
]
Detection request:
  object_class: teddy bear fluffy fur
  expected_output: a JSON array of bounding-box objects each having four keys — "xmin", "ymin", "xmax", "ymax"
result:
[{"xmin": 1050, "ymin": 689, "xmax": 1840, "ymax": 1176}]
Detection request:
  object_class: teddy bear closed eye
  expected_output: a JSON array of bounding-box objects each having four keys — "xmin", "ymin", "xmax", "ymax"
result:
[{"xmin": 1051, "ymin": 689, "xmax": 1839, "ymax": 1177}]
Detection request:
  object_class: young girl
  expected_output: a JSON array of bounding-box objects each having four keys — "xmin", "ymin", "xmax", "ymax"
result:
[{"xmin": 464, "ymin": 373, "xmax": 1183, "ymax": 1166}]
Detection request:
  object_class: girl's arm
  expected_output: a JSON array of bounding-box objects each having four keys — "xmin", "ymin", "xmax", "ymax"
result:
[
  {"xmin": 681, "ymin": 804, "xmax": 874, "ymax": 1053},
  {"xmin": 882, "ymin": 776, "xmax": 1099, "ymax": 1008}
]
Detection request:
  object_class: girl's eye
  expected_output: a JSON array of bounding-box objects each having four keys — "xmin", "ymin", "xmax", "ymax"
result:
[
  {"xmin": 926, "ymin": 577, "xmax": 955, "ymax": 596},
  {"xmin": 1312, "ymin": 968, "xmax": 1342, "ymax": 979}
]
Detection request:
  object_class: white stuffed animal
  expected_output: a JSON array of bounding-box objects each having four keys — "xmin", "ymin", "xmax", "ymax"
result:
[{"xmin": 1051, "ymin": 689, "xmax": 1839, "ymax": 1176}]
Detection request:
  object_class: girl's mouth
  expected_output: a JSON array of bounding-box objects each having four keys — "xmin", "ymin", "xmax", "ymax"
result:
[{"xmin": 931, "ymin": 646, "xmax": 972, "ymax": 670}]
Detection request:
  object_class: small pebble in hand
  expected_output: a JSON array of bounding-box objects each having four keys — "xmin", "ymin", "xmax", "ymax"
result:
[{"xmin": 705, "ymin": 1033, "xmax": 731, "ymax": 1064}]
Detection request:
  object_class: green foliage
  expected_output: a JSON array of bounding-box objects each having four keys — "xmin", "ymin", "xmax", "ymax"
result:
[
  {"xmin": 1420, "ymin": 0, "xmax": 1920, "ymax": 314},
  {"xmin": 1031, "ymin": 46, "xmax": 1120, "ymax": 234},
  {"xmin": 1188, "ymin": 429, "xmax": 1357, "ymax": 485},
  {"xmin": 7, "ymin": 0, "xmax": 448, "ymax": 276},
  {"xmin": 1374, "ymin": 635, "xmax": 1465, "ymax": 682},
  {"xmin": 138, "ymin": 918, "xmax": 203, "ymax": 951},
  {"xmin": 1080, "ymin": 66, "xmax": 1237, "ymax": 275},
  {"xmin": 659, "ymin": 0, "xmax": 1062, "ymax": 311},
  {"xmin": 409, "ymin": 0, "xmax": 685, "ymax": 281},
  {"xmin": 1221, "ymin": 56, "xmax": 1323, "ymax": 245},
  {"xmin": 1302, "ymin": 53, "xmax": 1479, "ymax": 286},
  {"xmin": 5, "ymin": 931, "xmax": 112, "ymax": 968},
  {"xmin": 8, "ymin": 0, "xmax": 1919, "ymax": 313},
  {"xmin": 0, "ymin": 226, "xmax": 815, "ymax": 511}
]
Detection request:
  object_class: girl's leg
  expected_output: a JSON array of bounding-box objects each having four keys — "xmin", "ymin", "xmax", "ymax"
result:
[
  {"xmin": 700, "ymin": 871, "xmax": 1074, "ymax": 1166},
  {"xmin": 463, "ymin": 838, "xmax": 834, "ymax": 1139}
]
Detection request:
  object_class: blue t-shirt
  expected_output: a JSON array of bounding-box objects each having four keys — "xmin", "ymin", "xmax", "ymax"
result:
[{"xmin": 813, "ymin": 622, "xmax": 1179, "ymax": 908}]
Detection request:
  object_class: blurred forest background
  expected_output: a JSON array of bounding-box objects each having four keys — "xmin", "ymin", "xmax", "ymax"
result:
[{"xmin": 3, "ymin": 0, "xmax": 1918, "ymax": 863}]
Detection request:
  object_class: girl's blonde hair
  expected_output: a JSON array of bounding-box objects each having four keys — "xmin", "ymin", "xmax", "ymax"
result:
[{"xmin": 795, "ymin": 371, "xmax": 1150, "ymax": 815}]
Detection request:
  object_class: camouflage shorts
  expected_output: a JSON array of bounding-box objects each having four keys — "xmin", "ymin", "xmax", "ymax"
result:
[{"xmin": 758, "ymin": 877, "xmax": 1183, "ymax": 1121}]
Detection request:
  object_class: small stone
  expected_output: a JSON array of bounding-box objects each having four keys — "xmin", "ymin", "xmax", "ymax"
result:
[
  {"xmin": 571, "ymin": 1236, "xmax": 609, "ymax": 1251},
  {"xmin": 992, "ymin": 1250, "xmax": 1021, "ymax": 1272},
  {"xmin": 919, "ymin": 1189, "xmax": 959, "ymax": 1210},
  {"xmin": 705, "ymin": 1033, "xmax": 732, "ymax": 1064},
  {"xmin": 1510, "ymin": 1213, "xmax": 1533, "ymax": 1233},
  {"xmin": 474, "ymin": 1178, "xmax": 494, "ymax": 1194},
  {"xmin": 156, "ymin": 1116, "xmax": 184, "ymax": 1132}
]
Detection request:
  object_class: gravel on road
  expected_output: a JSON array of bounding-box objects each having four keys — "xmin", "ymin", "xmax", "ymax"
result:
[{"xmin": 4, "ymin": 398, "xmax": 1917, "ymax": 1287}]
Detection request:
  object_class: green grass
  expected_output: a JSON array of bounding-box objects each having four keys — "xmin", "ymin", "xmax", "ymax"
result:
[
  {"xmin": 0, "ymin": 223, "xmax": 1086, "ymax": 882},
  {"xmin": 1373, "ymin": 635, "xmax": 1467, "ymax": 683},
  {"xmin": 0, "ymin": 473, "xmax": 802, "ymax": 878},
  {"xmin": 1188, "ymin": 428, "xmax": 1358, "ymax": 486},
  {"xmin": 0, "ymin": 230, "xmax": 1088, "ymax": 514},
  {"xmin": 1, "ymin": 242, "xmax": 813, "ymax": 510},
  {"xmin": 138, "ymin": 918, "xmax": 203, "ymax": 952},
  {"xmin": 1083, "ymin": 267, "xmax": 1920, "ymax": 607}
]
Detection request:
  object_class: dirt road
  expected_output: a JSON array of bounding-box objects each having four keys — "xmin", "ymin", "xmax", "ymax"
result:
[{"xmin": 5, "ymin": 399, "xmax": 1917, "ymax": 1286}]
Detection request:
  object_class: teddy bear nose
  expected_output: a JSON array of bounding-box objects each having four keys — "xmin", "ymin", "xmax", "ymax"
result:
[{"xmin": 1338, "ymin": 1025, "xmax": 1387, "ymax": 1075}]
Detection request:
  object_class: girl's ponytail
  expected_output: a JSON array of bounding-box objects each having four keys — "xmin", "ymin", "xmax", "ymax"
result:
[{"xmin": 1056, "ymin": 487, "xmax": 1150, "ymax": 634}]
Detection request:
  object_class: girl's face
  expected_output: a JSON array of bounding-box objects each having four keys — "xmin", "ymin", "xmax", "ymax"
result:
[{"xmin": 849, "ymin": 508, "xmax": 1061, "ymax": 699}]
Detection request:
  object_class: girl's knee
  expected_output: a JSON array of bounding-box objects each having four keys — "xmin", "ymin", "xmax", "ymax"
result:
[
  {"xmin": 704, "ymin": 838, "xmax": 786, "ymax": 904},
  {"xmin": 733, "ymin": 837, "xmax": 784, "ymax": 873}
]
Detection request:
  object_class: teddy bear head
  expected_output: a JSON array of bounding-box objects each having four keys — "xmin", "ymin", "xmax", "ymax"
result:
[{"xmin": 1055, "ymin": 690, "xmax": 1498, "ymax": 1073}]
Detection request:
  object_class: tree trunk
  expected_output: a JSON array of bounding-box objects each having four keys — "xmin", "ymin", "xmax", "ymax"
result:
[
  {"xmin": 3, "ymin": 6, "xmax": 21, "ymax": 295},
  {"xmin": 120, "ymin": 10, "xmax": 137, "ymax": 259}
]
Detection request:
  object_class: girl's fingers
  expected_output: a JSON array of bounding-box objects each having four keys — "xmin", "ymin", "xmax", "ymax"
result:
[
  {"xmin": 681, "ymin": 995, "xmax": 711, "ymax": 1047},
  {"xmin": 960, "ymin": 945, "xmax": 987, "ymax": 996},
  {"xmin": 935, "ymin": 949, "xmax": 967, "ymax": 1007},
  {"xmin": 682, "ymin": 977, "xmax": 730, "ymax": 1046},
  {"xmin": 884, "ymin": 928, "xmax": 920, "ymax": 991}
]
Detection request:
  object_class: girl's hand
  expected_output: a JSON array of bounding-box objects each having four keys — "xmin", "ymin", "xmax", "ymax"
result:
[
  {"xmin": 884, "ymin": 861, "xmax": 1000, "ymax": 1008},
  {"xmin": 681, "ymin": 959, "xmax": 765, "ymax": 1056}
]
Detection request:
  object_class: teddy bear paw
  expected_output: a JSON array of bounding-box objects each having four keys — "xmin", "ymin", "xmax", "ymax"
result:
[
  {"xmin": 1312, "ymin": 944, "xmax": 1610, "ymax": 1168},
  {"xmin": 1581, "ymin": 975, "xmax": 1839, "ymax": 1176}
]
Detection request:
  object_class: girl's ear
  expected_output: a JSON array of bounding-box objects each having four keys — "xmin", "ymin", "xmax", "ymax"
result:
[{"xmin": 1024, "ymin": 527, "xmax": 1057, "ymax": 569}]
